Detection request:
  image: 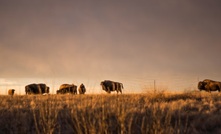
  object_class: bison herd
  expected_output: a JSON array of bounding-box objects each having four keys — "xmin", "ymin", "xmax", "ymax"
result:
[
  {"xmin": 7, "ymin": 80, "xmax": 124, "ymax": 96},
  {"xmin": 6, "ymin": 79, "xmax": 221, "ymax": 96}
]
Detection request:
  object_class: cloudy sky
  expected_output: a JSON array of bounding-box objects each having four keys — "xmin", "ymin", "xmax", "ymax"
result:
[{"xmin": 1, "ymin": 0, "xmax": 221, "ymax": 94}]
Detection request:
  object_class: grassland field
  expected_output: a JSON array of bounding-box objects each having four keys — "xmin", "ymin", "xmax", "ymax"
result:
[{"xmin": 1, "ymin": 91, "xmax": 221, "ymax": 134}]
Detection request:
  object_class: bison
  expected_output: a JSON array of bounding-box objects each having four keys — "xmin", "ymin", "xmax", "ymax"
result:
[
  {"xmin": 57, "ymin": 84, "xmax": 77, "ymax": 94},
  {"xmin": 8, "ymin": 89, "xmax": 15, "ymax": 96},
  {"xmin": 78, "ymin": 83, "xmax": 86, "ymax": 94},
  {"xmin": 198, "ymin": 79, "xmax": 221, "ymax": 92},
  {"xmin": 100, "ymin": 80, "xmax": 123, "ymax": 94},
  {"xmin": 25, "ymin": 83, "xmax": 50, "ymax": 95}
]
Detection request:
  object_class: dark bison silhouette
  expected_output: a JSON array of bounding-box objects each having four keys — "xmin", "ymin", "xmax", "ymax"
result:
[
  {"xmin": 78, "ymin": 83, "xmax": 86, "ymax": 94},
  {"xmin": 57, "ymin": 84, "xmax": 77, "ymax": 94},
  {"xmin": 25, "ymin": 83, "xmax": 50, "ymax": 95},
  {"xmin": 198, "ymin": 79, "xmax": 221, "ymax": 92},
  {"xmin": 8, "ymin": 89, "xmax": 15, "ymax": 96},
  {"xmin": 100, "ymin": 80, "xmax": 123, "ymax": 94}
]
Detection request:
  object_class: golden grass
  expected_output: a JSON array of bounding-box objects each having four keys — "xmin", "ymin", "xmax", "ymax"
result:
[{"xmin": 0, "ymin": 91, "xmax": 221, "ymax": 134}]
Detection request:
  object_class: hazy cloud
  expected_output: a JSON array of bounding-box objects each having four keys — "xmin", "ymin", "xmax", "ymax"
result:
[{"xmin": 1, "ymin": 0, "xmax": 221, "ymax": 92}]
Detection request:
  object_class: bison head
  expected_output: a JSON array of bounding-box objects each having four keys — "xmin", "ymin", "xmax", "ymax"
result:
[
  {"xmin": 198, "ymin": 81, "xmax": 206, "ymax": 90},
  {"xmin": 56, "ymin": 90, "xmax": 61, "ymax": 94},
  {"xmin": 100, "ymin": 81, "xmax": 112, "ymax": 93},
  {"xmin": 100, "ymin": 82, "xmax": 107, "ymax": 91}
]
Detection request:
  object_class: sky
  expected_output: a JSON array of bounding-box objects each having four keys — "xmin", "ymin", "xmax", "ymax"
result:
[{"xmin": 1, "ymin": 0, "xmax": 221, "ymax": 94}]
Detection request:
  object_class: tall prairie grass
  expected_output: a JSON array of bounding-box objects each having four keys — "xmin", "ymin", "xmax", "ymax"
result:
[{"xmin": 0, "ymin": 91, "xmax": 221, "ymax": 134}]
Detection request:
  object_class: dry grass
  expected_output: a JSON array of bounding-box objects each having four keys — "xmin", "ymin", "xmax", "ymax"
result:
[{"xmin": 1, "ymin": 91, "xmax": 221, "ymax": 134}]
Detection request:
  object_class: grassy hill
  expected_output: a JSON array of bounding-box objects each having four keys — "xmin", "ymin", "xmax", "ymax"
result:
[{"xmin": 0, "ymin": 91, "xmax": 221, "ymax": 134}]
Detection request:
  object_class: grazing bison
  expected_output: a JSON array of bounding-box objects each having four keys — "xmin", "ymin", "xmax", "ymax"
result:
[
  {"xmin": 100, "ymin": 80, "xmax": 123, "ymax": 94},
  {"xmin": 78, "ymin": 83, "xmax": 86, "ymax": 94},
  {"xmin": 25, "ymin": 83, "xmax": 50, "ymax": 95},
  {"xmin": 57, "ymin": 84, "xmax": 77, "ymax": 94},
  {"xmin": 8, "ymin": 89, "xmax": 15, "ymax": 96},
  {"xmin": 198, "ymin": 79, "xmax": 221, "ymax": 92}
]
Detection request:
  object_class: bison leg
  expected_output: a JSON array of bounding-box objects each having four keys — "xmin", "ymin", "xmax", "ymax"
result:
[
  {"xmin": 119, "ymin": 89, "xmax": 122, "ymax": 94},
  {"xmin": 107, "ymin": 87, "xmax": 111, "ymax": 93}
]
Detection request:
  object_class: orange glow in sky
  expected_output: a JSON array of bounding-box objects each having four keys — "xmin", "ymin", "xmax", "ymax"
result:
[{"xmin": 1, "ymin": 0, "xmax": 221, "ymax": 94}]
